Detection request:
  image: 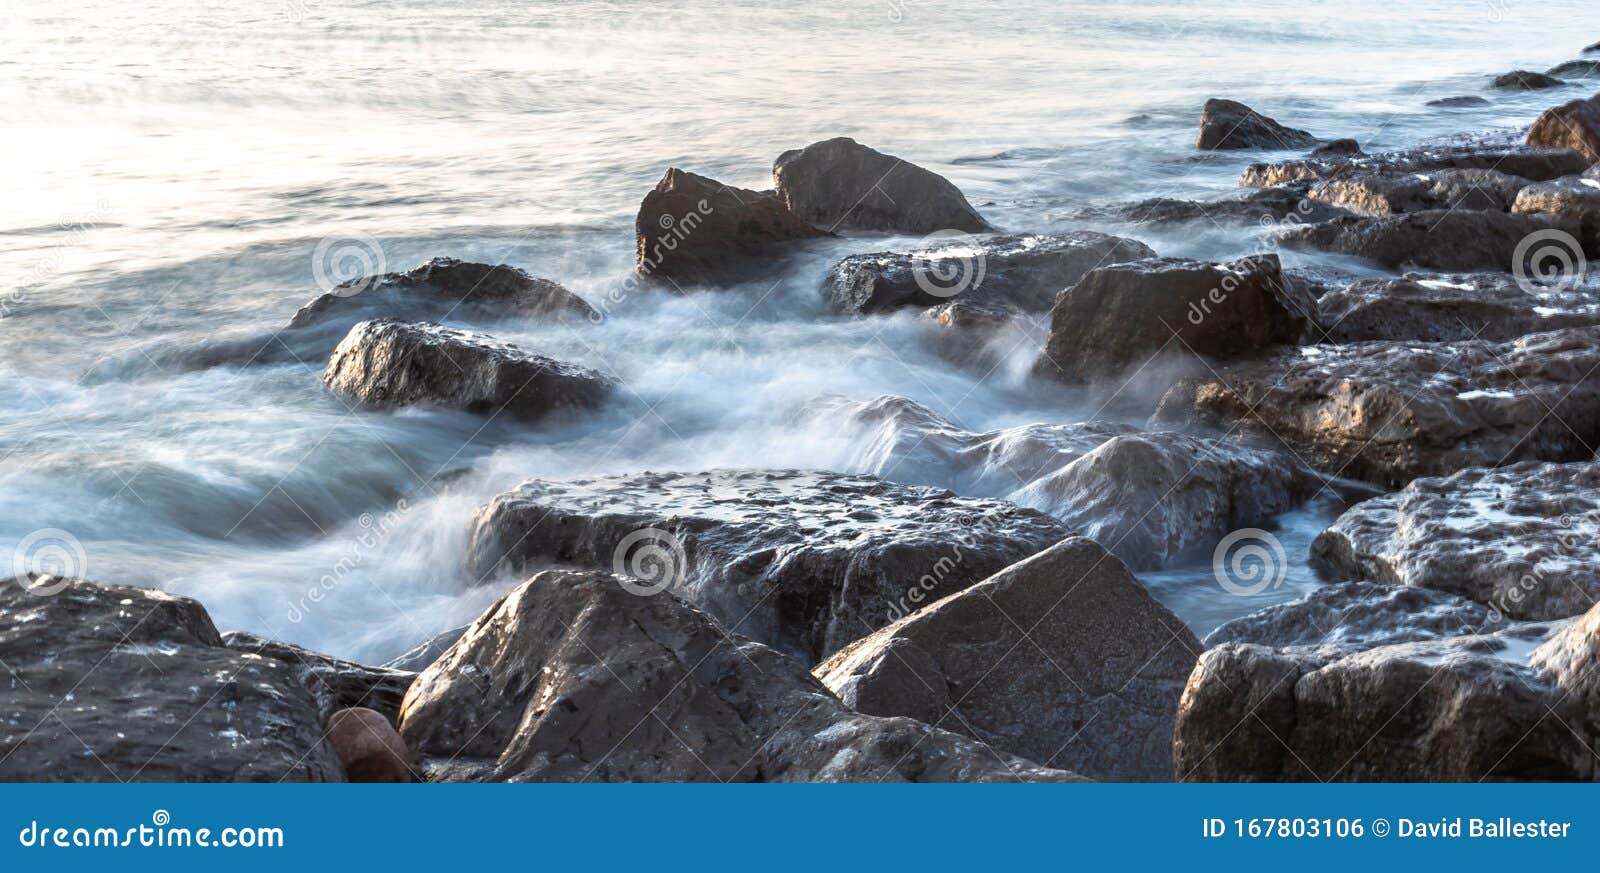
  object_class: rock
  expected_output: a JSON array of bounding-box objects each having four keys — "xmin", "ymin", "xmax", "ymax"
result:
[
  {"xmin": 0, "ymin": 576, "xmax": 340, "ymax": 781},
  {"xmin": 1310, "ymin": 461, "xmax": 1600, "ymax": 621},
  {"xmin": 1532, "ymin": 599, "xmax": 1600, "ymax": 728},
  {"xmin": 462, "ymin": 469, "xmax": 1072, "ymax": 664},
  {"xmin": 327, "ymin": 707, "xmax": 415, "ymax": 782},
  {"xmin": 918, "ymin": 297, "xmax": 1042, "ymax": 370},
  {"xmin": 322, "ymin": 320, "xmax": 614, "ymax": 422},
  {"xmin": 1195, "ymin": 98, "xmax": 1316, "ymax": 150},
  {"xmin": 1528, "ymin": 94, "xmax": 1600, "ymax": 163},
  {"xmin": 1513, "ymin": 175, "xmax": 1600, "ymax": 249},
  {"xmin": 815, "ymin": 538, "xmax": 1199, "ymax": 780},
  {"xmin": 634, "ymin": 167, "xmax": 828, "ymax": 286},
  {"xmin": 1206, "ymin": 581, "xmax": 1499, "ymax": 653},
  {"xmin": 1278, "ymin": 210, "xmax": 1581, "ymax": 271},
  {"xmin": 820, "ymin": 231, "xmax": 1155, "ymax": 315},
  {"xmin": 383, "ymin": 626, "xmax": 467, "ymax": 672},
  {"xmin": 1305, "ymin": 169, "xmax": 1531, "ymax": 216},
  {"xmin": 1315, "ymin": 272, "xmax": 1600, "ymax": 343},
  {"xmin": 1152, "ymin": 326, "xmax": 1600, "ymax": 487},
  {"xmin": 221, "ymin": 631, "xmax": 415, "ymax": 725},
  {"xmin": 1547, "ymin": 60, "xmax": 1600, "ymax": 79},
  {"xmin": 398, "ymin": 569, "xmax": 1083, "ymax": 782},
  {"xmin": 772, "ymin": 137, "xmax": 990, "ymax": 234},
  {"xmin": 1587, "ymin": 41, "xmax": 1600, "ymax": 55},
  {"xmin": 1310, "ymin": 138, "xmax": 1363, "ymax": 157},
  {"xmin": 1034, "ymin": 254, "xmax": 1312, "ymax": 384},
  {"xmin": 288, "ymin": 257, "xmax": 596, "ymax": 331},
  {"xmin": 1426, "ymin": 96, "xmax": 1492, "ymax": 108},
  {"xmin": 1242, "ymin": 143, "xmax": 1589, "ymax": 187},
  {"xmin": 1114, "ymin": 187, "xmax": 1350, "ymax": 225},
  {"xmin": 1492, "ymin": 70, "xmax": 1565, "ymax": 90}
]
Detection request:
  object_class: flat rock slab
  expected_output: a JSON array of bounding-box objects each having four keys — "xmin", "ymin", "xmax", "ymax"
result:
[
  {"xmin": 1112, "ymin": 186, "xmax": 1349, "ymax": 225},
  {"xmin": 322, "ymin": 319, "xmax": 614, "ymax": 422},
  {"xmin": 816, "ymin": 538, "xmax": 1199, "ymax": 781},
  {"xmin": 1315, "ymin": 271, "xmax": 1600, "ymax": 343},
  {"xmin": 773, "ymin": 137, "xmax": 990, "ymax": 234},
  {"xmin": 1279, "ymin": 210, "xmax": 1582, "ymax": 272},
  {"xmin": 1514, "ymin": 175, "xmax": 1600, "ymax": 249},
  {"xmin": 1241, "ymin": 143, "xmax": 1589, "ymax": 188},
  {"xmin": 1205, "ymin": 581, "xmax": 1500, "ymax": 654},
  {"xmin": 463, "ymin": 469, "xmax": 1072, "ymax": 664},
  {"xmin": 288, "ymin": 257, "xmax": 596, "ymax": 331},
  {"xmin": 398, "ymin": 569, "xmax": 1082, "ymax": 782},
  {"xmin": 1305, "ymin": 168, "xmax": 1531, "ymax": 216}
]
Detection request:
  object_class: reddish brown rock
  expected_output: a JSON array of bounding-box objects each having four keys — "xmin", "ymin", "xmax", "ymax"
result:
[
  {"xmin": 1528, "ymin": 93, "xmax": 1600, "ymax": 163},
  {"xmin": 328, "ymin": 707, "xmax": 416, "ymax": 783}
]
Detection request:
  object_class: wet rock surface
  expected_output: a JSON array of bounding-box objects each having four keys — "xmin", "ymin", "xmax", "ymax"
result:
[
  {"xmin": 773, "ymin": 137, "xmax": 990, "ymax": 234},
  {"xmin": 1206, "ymin": 581, "xmax": 1499, "ymax": 653},
  {"xmin": 1315, "ymin": 272, "xmax": 1600, "ymax": 343},
  {"xmin": 816, "ymin": 538, "xmax": 1198, "ymax": 781},
  {"xmin": 1111, "ymin": 186, "xmax": 1349, "ymax": 225},
  {"xmin": 1305, "ymin": 168, "xmax": 1531, "ymax": 216},
  {"xmin": 1279, "ymin": 210, "xmax": 1581, "ymax": 271},
  {"xmin": 0, "ymin": 577, "xmax": 341, "ymax": 782},
  {"xmin": 1513, "ymin": 175, "xmax": 1600, "ymax": 248},
  {"xmin": 1195, "ymin": 99, "xmax": 1317, "ymax": 150},
  {"xmin": 1492, "ymin": 70, "xmax": 1565, "ymax": 90},
  {"xmin": 463, "ymin": 469, "xmax": 1072, "ymax": 664},
  {"xmin": 1241, "ymin": 143, "xmax": 1589, "ymax": 188},
  {"xmin": 221, "ymin": 631, "xmax": 416, "ymax": 725},
  {"xmin": 398, "ymin": 569, "xmax": 1083, "ymax": 782},
  {"xmin": 288, "ymin": 257, "xmax": 596, "ymax": 331},
  {"xmin": 1528, "ymin": 94, "xmax": 1600, "ymax": 163},
  {"xmin": 1426, "ymin": 96, "xmax": 1492, "ymax": 108},
  {"xmin": 322, "ymin": 319, "xmax": 614, "ymax": 422},
  {"xmin": 635, "ymin": 167, "xmax": 828, "ymax": 286}
]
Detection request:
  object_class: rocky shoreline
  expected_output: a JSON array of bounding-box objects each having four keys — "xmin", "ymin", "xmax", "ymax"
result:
[{"xmin": 8, "ymin": 44, "xmax": 1600, "ymax": 783}]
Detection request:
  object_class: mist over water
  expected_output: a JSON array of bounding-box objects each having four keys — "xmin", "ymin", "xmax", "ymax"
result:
[{"xmin": 3, "ymin": 1, "xmax": 1592, "ymax": 659}]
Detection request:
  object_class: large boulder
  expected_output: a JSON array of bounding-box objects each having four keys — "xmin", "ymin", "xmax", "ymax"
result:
[
  {"xmin": 1278, "ymin": 210, "xmax": 1582, "ymax": 271},
  {"xmin": 1310, "ymin": 461, "xmax": 1600, "ymax": 621},
  {"xmin": 772, "ymin": 137, "xmax": 990, "ymax": 234},
  {"xmin": 0, "ymin": 576, "xmax": 341, "ymax": 781},
  {"xmin": 821, "ymin": 231, "xmax": 1155, "ymax": 315},
  {"xmin": 288, "ymin": 257, "xmax": 596, "ymax": 331},
  {"xmin": 815, "ymin": 538, "xmax": 1199, "ymax": 781},
  {"xmin": 1241, "ymin": 142, "xmax": 1590, "ymax": 188},
  {"xmin": 1034, "ymin": 254, "xmax": 1312, "ymax": 384},
  {"xmin": 1528, "ymin": 94, "xmax": 1600, "ymax": 163},
  {"xmin": 462, "ymin": 469, "xmax": 1072, "ymax": 664},
  {"xmin": 1513, "ymin": 175, "xmax": 1600, "ymax": 249},
  {"xmin": 220, "ymin": 631, "xmax": 416, "ymax": 725},
  {"xmin": 1152, "ymin": 326, "xmax": 1600, "ymax": 487},
  {"xmin": 1315, "ymin": 272, "xmax": 1600, "ymax": 343},
  {"xmin": 1305, "ymin": 169, "xmax": 1531, "ymax": 216},
  {"xmin": 1492, "ymin": 70, "xmax": 1565, "ymax": 90},
  {"xmin": 398, "ymin": 569, "xmax": 1082, "ymax": 782},
  {"xmin": 1195, "ymin": 99, "xmax": 1316, "ymax": 150},
  {"xmin": 634, "ymin": 167, "xmax": 829, "ymax": 286},
  {"xmin": 322, "ymin": 320, "xmax": 614, "ymax": 422}
]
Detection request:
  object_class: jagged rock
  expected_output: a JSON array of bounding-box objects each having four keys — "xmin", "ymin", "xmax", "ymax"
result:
[
  {"xmin": 1242, "ymin": 143, "xmax": 1589, "ymax": 188},
  {"xmin": 1547, "ymin": 60, "xmax": 1600, "ymax": 79},
  {"xmin": 0, "ymin": 576, "xmax": 340, "ymax": 782},
  {"xmin": 1151, "ymin": 327, "xmax": 1600, "ymax": 487},
  {"xmin": 1310, "ymin": 461, "xmax": 1600, "ymax": 621},
  {"xmin": 816, "ymin": 538, "xmax": 1199, "ymax": 781},
  {"xmin": 288, "ymin": 257, "xmax": 596, "ymax": 331},
  {"xmin": 1206, "ymin": 581, "xmax": 1499, "ymax": 653},
  {"xmin": 1278, "ymin": 210, "xmax": 1581, "ymax": 271},
  {"xmin": 820, "ymin": 231, "xmax": 1154, "ymax": 315},
  {"xmin": 1513, "ymin": 175, "xmax": 1600, "ymax": 249},
  {"xmin": 1305, "ymin": 169, "xmax": 1531, "ymax": 216},
  {"xmin": 398, "ymin": 569, "xmax": 1083, "ymax": 782},
  {"xmin": 1528, "ymin": 94, "xmax": 1600, "ymax": 163},
  {"xmin": 1315, "ymin": 272, "xmax": 1600, "ymax": 343},
  {"xmin": 1195, "ymin": 99, "xmax": 1316, "ymax": 150},
  {"xmin": 463, "ymin": 469, "xmax": 1072, "ymax": 664},
  {"xmin": 1113, "ymin": 187, "xmax": 1349, "ymax": 225},
  {"xmin": 634, "ymin": 167, "xmax": 828, "ymax": 286},
  {"xmin": 772, "ymin": 137, "xmax": 990, "ymax": 234},
  {"xmin": 1311, "ymin": 138, "xmax": 1363, "ymax": 157},
  {"xmin": 1493, "ymin": 70, "xmax": 1565, "ymax": 90},
  {"xmin": 327, "ymin": 707, "xmax": 415, "ymax": 782},
  {"xmin": 1034, "ymin": 254, "xmax": 1312, "ymax": 383},
  {"xmin": 221, "ymin": 631, "xmax": 415, "ymax": 725},
  {"xmin": 322, "ymin": 320, "xmax": 614, "ymax": 422},
  {"xmin": 1426, "ymin": 96, "xmax": 1492, "ymax": 108},
  {"xmin": 383, "ymin": 626, "xmax": 467, "ymax": 672}
]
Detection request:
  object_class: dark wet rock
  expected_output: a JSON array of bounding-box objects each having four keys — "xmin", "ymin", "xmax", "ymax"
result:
[
  {"xmin": 1492, "ymin": 70, "xmax": 1565, "ymax": 90},
  {"xmin": 1587, "ymin": 41, "xmax": 1600, "ymax": 55},
  {"xmin": 383, "ymin": 626, "xmax": 467, "ymax": 672},
  {"xmin": 1278, "ymin": 210, "xmax": 1581, "ymax": 271},
  {"xmin": 1513, "ymin": 175, "xmax": 1600, "ymax": 249},
  {"xmin": 1035, "ymin": 254, "xmax": 1313, "ymax": 384},
  {"xmin": 1310, "ymin": 138, "xmax": 1363, "ymax": 157},
  {"xmin": 221, "ymin": 631, "xmax": 415, "ymax": 725},
  {"xmin": 1310, "ymin": 461, "xmax": 1600, "ymax": 621},
  {"xmin": 1151, "ymin": 326, "xmax": 1600, "ymax": 487},
  {"xmin": 816, "ymin": 537, "xmax": 1198, "ymax": 781},
  {"xmin": 288, "ymin": 257, "xmax": 596, "ymax": 331},
  {"xmin": 1528, "ymin": 94, "xmax": 1600, "ymax": 163},
  {"xmin": 1426, "ymin": 95, "xmax": 1492, "ymax": 108},
  {"xmin": 462, "ymin": 469, "xmax": 1072, "ymax": 665},
  {"xmin": 917, "ymin": 297, "xmax": 1044, "ymax": 369},
  {"xmin": 0, "ymin": 576, "xmax": 340, "ymax": 782},
  {"xmin": 1532, "ymin": 599, "xmax": 1600, "ymax": 729},
  {"xmin": 1547, "ymin": 60, "xmax": 1600, "ymax": 79},
  {"xmin": 820, "ymin": 231, "xmax": 1154, "ymax": 315},
  {"xmin": 1113, "ymin": 187, "xmax": 1349, "ymax": 225},
  {"xmin": 1315, "ymin": 272, "xmax": 1600, "ymax": 343},
  {"xmin": 322, "ymin": 320, "xmax": 614, "ymax": 422},
  {"xmin": 327, "ymin": 707, "xmax": 416, "ymax": 782},
  {"xmin": 1206, "ymin": 581, "xmax": 1498, "ymax": 653},
  {"xmin": 1305, "ymin": 169, "xmax": 1531, "ymax": 216},
  {"xmin": 1241, "ymin": 143, "xmax": 1589, "ymax": 187},
  {"xmin": 772, "ymin": 137, "xmax": 990, "ymax": 234},
  {"xmin": 398, "ymin": 569, "xmax": 1083, "ymax": 782},
  {"xmin": 1195, "ymin": 98, "xmax": 1316, "ymax": 150},
  {"xmin": 634, "ymin": 167, "xmax": 828, "ymax": 287}
]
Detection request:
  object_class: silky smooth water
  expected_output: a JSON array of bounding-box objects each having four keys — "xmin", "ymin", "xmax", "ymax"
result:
[{"xmin": 3, "ymin": 1, "xmax": 1593, "ymax": 659}]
